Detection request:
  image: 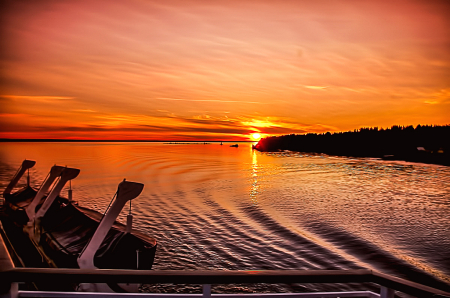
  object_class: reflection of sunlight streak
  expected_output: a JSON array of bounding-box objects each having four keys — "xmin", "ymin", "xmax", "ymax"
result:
[{"xmin": 250, "ymin": 150, "xmax": 259, "ymax": 205}]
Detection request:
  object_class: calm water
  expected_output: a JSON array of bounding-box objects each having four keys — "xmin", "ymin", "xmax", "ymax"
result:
[{"xmin": 0, "ymin": 142, "xmax": 449, "ymax": 294}]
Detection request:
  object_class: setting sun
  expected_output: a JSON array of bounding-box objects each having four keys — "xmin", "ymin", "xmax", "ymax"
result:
[
  {"xmin": 251, "ymin": 133, "xmax": 261, "ymax": 141},
  {"xmin": 0, "ymin": 0, "xmax": 449, "ymax": 141}
]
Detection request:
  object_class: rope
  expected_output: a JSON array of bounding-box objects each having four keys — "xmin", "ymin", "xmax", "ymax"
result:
[
  {"xmin": 102, "ymin": 189, "xmax": 118, "ymax": 218},
  {"xmin": 38, "ymin": 171, "xmax": 51, "ymax": 191},
  {"xmin": 48, "ymin": 176, "xmax": 60, "ymax": 196},
  {"xmin": 12, "ymin": 165, "xmax": 21, "ymax": 180}
]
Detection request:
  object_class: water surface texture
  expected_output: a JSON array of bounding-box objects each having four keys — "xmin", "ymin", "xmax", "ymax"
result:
[{"xmin": 0, "ymin": 142, "xmax": 449, "ymax": 294}]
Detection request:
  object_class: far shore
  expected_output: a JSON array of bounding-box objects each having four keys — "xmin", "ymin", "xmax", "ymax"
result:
[
  {"xmin": 252, "ymin": 125, "xmax": 450, "ymax": 167},
  {"xmin": 0, "ymin": 139, "xmax": 252, "ymax": 143}
]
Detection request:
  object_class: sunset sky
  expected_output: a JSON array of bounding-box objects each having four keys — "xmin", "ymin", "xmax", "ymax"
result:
[{"xmin": 1, "ymin": 0, "xmax": 449, "ymax": 141}]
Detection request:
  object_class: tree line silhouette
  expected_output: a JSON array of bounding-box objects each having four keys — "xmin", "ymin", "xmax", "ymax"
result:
[{"xmin": 253, "ymin": 125, "xmax": 450, "ymax": 166}]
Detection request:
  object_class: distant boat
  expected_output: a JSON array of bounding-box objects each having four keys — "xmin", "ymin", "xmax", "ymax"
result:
[
  {"xmin": 1, "ymin": 160, "xmax": 157, "ymax": 292},
  {"xmin": 230, "ymin": 144, "xmax": 239, "ymax": 147}
]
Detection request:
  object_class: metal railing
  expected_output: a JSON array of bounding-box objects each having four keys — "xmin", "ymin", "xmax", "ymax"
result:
[
  {"xmin": 1, "ymin": 230, "xmax": 450, "ymax": 298},
  {"xmin": 2, "ymin": 267, "xmax": 450, "ymax": 298}
]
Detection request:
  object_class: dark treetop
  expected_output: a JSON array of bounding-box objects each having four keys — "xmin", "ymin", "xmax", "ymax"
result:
[{"xmin": 253, "ymin": 125, "xmax": 450, "ymax": 166}]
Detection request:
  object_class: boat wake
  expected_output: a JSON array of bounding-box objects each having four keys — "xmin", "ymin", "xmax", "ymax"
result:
[{"xmin": 1, "ymin": 143, "xmax": 449, "ymax": 294}]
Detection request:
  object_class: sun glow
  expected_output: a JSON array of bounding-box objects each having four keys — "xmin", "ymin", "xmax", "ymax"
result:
[
  {"xmin": 1, "ymin": 1, "xmax": 449, "ymax": 141},
  {"xmin": 251, "ymin": 133, "xmax": 261, "ymax": 141}
]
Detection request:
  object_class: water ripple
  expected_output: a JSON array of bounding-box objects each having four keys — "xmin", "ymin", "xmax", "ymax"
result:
[{"xmin": 1, "ymin": 143, "xmax": 449, "ymax": 293}]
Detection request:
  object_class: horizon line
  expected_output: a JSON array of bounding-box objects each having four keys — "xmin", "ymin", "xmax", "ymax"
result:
[{"xmin": 0, "ymin": 138, "xmax": 255, "ymax": 143}]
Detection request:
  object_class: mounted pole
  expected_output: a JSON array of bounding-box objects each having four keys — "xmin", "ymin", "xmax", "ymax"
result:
[
  {"xmin": 34, "ymin": 167, "xmax": 80, "ymax": 221},
  {"xmin": 77, "ymin": 180, "xmax": 144, "ymax": 269},
  {"xmin": 26, "ymin": 165, "xmax": 65, "ymax": 224},
  {"xmin": 3, "ymin": 160, "xmax": 36, "ymax": 197},
  {"xmin": 30, "ymin": 167, "xmax": 80, "ymax": 242},
  {"xmin": 126, "ymin": 200, "xmax": 133, "ymax": 234}
]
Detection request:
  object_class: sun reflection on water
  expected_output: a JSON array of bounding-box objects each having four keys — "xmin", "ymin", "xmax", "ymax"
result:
[{"xmin": 250, "ymin": 149, "xmax": 259, "ymax": 205}]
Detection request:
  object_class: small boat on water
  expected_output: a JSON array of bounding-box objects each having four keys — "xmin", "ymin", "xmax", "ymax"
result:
[
  {"xmin": 230, "ymin": 144, "xmax": 239, "ymax": 147},
  {"xmin": 0, "ymin": 160, "xmax": 157, "ymax": 292}
]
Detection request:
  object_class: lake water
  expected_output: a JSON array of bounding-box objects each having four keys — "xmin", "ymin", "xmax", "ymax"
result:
[{"xmin": 0, "ymin": 142, "xmax": 449, "ymax": 295}]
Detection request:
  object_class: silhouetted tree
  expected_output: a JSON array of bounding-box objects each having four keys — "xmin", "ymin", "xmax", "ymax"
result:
[{"xmin": 253, "ymin": 125, "xmax": 450, "ymax": 166}]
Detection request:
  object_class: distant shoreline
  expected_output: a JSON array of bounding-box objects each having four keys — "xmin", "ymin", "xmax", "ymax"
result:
[
  {"xmin": 0, "ymin": 139, "xmax": 252, "ymax": 143},
  {"xmin": 253, "ymin": 125, "xmax": 450, "ymax": 167}
]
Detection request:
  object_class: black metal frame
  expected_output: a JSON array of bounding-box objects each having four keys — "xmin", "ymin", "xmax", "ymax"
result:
[
  {"xmin": 1, "ymin": 229, "xmax": 450, "ymax": 297},
  {"xmin": 0, "ymin": 268, "xmax": 449, "ymax": 297}
]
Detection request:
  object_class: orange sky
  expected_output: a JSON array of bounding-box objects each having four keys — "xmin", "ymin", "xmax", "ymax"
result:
[{"xmin": 1, "ymin": 0, "xmax": 449, "ymax": 141}]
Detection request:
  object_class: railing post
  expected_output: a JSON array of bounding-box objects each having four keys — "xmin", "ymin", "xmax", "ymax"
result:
[
  {"xmin": 0, "ymin": 228, "xmax": 17, "ymax": 298},
  {"xmin": 203, "ymin": 284, "xmax": 211, "ymax": 298},
  {"xmin": 380, "ymin": 286, "xmax": 394, "ymax": 298},
  {"xmin": 0, "ymin": 282, "xmax": 18, "ymax": 298}
]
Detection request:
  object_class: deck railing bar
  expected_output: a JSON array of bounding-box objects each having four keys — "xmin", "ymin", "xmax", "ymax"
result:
[
  {"xmin": 2, "ymin": 268, "xmax": 450, "ymax": 298},
  {"xmin": 2, "ymin": 268, "xmax": 377, "ymax": 284},
  {"xmin": 2, "ymin": 234, "xmax": 450, "ymax": 298},
  {"xmin": 372, "ymin": 272, "xmax": 450, "ymax": 298},
  {"xmin": 16, "ymin": 290, "xmax": 380, "ymax": 298}
]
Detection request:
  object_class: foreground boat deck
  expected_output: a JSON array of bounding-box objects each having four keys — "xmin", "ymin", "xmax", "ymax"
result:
[{"xmin": 2, "ymin": 230, "xmax": 450, "ymax": 298}]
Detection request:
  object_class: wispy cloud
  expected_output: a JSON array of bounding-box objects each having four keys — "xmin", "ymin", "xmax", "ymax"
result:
[
  {"xmin": 0, "ymin": 113, "xmax": 30, "ymax": 118},
  {"xmin": 303, "ymin": 86, "xmax": 329, "ymax": 90},
  {"xmin": 72, "ymin": 109, "xmax": 96, "ymax": 113},
  {"xmin": 1, "ymin": 95, "xmax": 75, "ymax": 103},
  {"xmin": 424, "ymin": 101, "xmax": 439, "ymax": 105},
  {"xmin": 157, "ymin": 97, "xmax": 266, "ymax": 104},
  {"xmin": 1, "ymin": 0, "xmax": 449, "ymax": 139}
]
